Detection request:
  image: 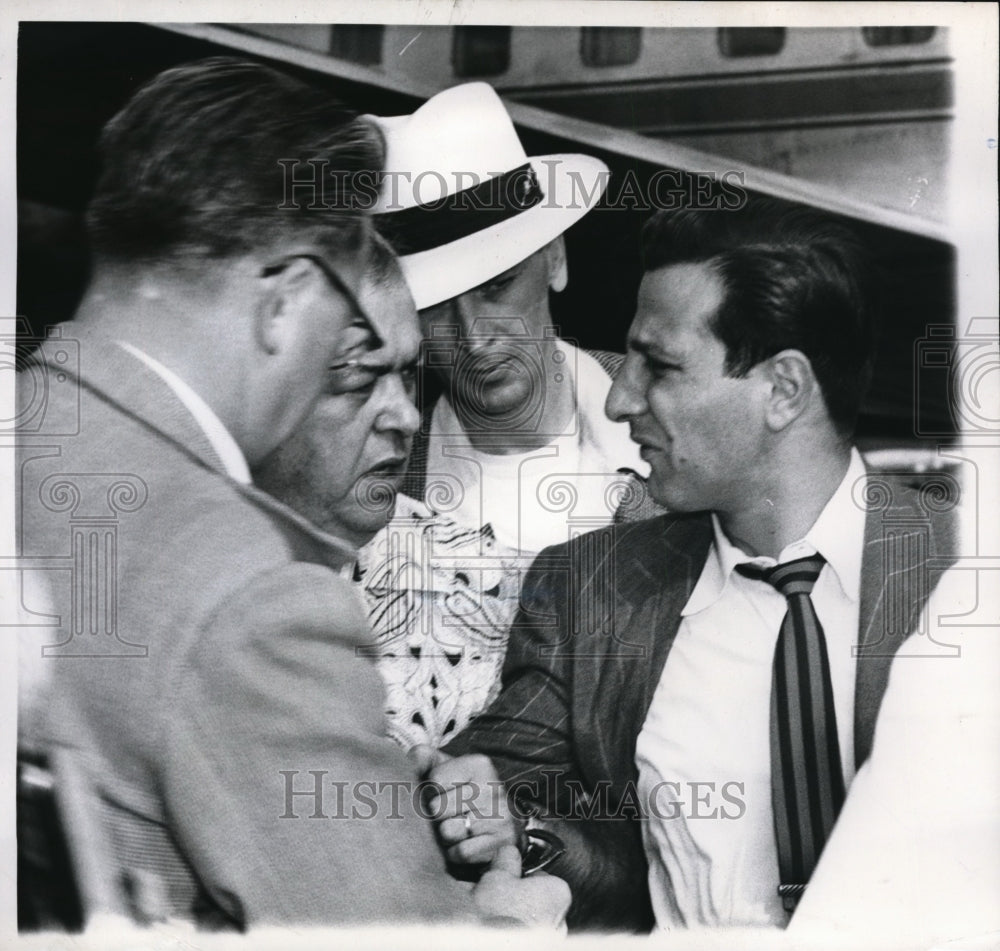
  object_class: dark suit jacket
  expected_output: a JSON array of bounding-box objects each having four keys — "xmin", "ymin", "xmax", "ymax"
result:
[
  {"xmin": 17, "ymin": 324, "xmax": 474, "ymax": 928},
  {"xmin": 449, "ymin": 476, "xmax": 958, "ymax": 931}
]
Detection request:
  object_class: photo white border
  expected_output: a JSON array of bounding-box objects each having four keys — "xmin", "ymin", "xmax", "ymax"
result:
[{"xmin": 1, "ymin": 3, "xmax": 996, "ymax": 948}]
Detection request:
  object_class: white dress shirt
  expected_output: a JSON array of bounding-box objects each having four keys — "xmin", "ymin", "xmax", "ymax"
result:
[
  {"xmin": 635, "ymin": 449, "xmax": 867, "ymax": 929},
  {"xmin": 117, "ymin": 341, "xmax": 252, "ymax": 485},
  {"xmin": 426, "ymin": 341, "xmax": 645, "ymax": 555}
]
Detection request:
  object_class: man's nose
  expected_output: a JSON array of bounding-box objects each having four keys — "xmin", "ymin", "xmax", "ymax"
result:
[
  {"xmin": 438, "ymin": 293, "xmax": 479, "ymax": 339},
  {"xmin": 375, "ymin": 375, "xmax": 421, "ymax": 437},
  {"xmin": 447, "ymin": 295, "xmax": 525, "ymax": 345},
  {"xmin": 605, "ymin": 358, "xmax": 646, "ymax": 422}
]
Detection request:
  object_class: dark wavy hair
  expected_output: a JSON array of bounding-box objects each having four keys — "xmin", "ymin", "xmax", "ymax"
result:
[
  {"xmin": 641, "ymin": 199, "xmax": 878, "ymax": 437},
  {"xmin": 86, "ymin": 57, "xmax": 383, "ymax": 265}
]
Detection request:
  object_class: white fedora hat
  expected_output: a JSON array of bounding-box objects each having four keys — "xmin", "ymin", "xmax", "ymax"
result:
[{"xmin": 365, "ymin": 83, "xmax": 609, "ymax": 310}]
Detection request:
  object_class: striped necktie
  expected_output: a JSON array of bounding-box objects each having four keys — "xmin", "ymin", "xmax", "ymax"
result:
[{"xmin": 737, "ymin": 554, "xmax": 846, "ymax": 914}]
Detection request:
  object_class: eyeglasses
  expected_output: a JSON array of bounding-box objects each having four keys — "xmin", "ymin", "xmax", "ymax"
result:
[{"xmin": 260, "ymin": 251, "xmax": 382, "ymax": 364}]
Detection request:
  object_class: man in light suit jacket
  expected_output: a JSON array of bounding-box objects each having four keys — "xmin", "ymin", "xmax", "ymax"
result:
[
  {"xmin": 434, "ymin": 200, "xmax": 958, "ymax": 931},
  {"xmin": 368, "ymin": 83, "xmax": 646, "ymax": 556},
  {"xmin": 16, "ymin": 58, "xmax": 566, "ymax": 930}
]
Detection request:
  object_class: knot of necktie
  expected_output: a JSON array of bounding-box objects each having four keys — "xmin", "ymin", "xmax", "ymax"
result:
[{"xmin": 736, "ymin": 553, "xmax": 826, "ymax": 599}]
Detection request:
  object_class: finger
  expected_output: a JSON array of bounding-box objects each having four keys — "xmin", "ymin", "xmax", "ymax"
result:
[
  {"xmin": 488, "ymin": 843, "xmax": 523, "ymax": 877},
  {"xmin": 446, "ymin": 834, "xmax": 504, "ymax": 866},
  {"xmin": 430, "ymin": 753, "xmax": 497, "ymax": 788},
  {"xmin": 426, "ymin": 786, "xmax": 471, "ymax": 823},
  {"xmin": 429, "ymin": 783, "xmax": 505, "ymax": 823},
  {"xmin": 439, "ymin": 812, "xmax": 477, "ymax": 845},
  {"xmin": 530, "ymin": 874, "xmax": 572, "ymax": 923},
  {"xmin": 441, "ymin": 808, "xmax": 518, "ymax": 847}
]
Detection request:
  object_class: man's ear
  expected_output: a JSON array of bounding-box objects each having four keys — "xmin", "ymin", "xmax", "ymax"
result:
[
  {"xmin": 763, "ymin": 349, "xmax": 817, "ymax": 432},
  {"xmin": 545, "ymin": 235, "xmax": 568, "ymax": 293},
  {"xmin": 254, "ymin": 257, "xmax": 321, "ymax": 356}
]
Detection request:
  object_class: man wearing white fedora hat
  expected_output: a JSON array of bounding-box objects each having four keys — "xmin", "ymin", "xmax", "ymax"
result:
[{"xmin": 369, "ymin": 83, "xmax": 648, "ymax": 556}]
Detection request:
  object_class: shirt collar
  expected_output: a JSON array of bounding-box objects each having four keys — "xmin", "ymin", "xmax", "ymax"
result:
[
  {"xmin": 682, "ymin": 448, "xmax": 866, "ymax": 616},
  {"xmin": 117, "ymin": 341, "xmax": 252, "ymax": 485}
]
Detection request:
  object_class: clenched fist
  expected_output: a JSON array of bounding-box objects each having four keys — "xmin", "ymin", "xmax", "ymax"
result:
[{"xmin": 422, "ymin": 749, "xmax": 522, "ymax": 865}]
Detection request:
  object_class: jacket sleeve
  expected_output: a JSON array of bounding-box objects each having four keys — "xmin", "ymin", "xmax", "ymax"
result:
[
  {"xmin": 447, "ymin": 547, "xmax": 654, "ymax": 932},
  {"xmin": 161, "ymin": 562, "xmax": 475, "ymax": 927},
  {"xmin": 446, "ymin": 548, "xmax": 578, "ymax": 790}
]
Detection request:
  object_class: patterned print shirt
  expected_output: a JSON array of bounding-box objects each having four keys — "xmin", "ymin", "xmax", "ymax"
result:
[{"xmin": 356, "ymin": 495, "xmax": 526, "ymax": 749}]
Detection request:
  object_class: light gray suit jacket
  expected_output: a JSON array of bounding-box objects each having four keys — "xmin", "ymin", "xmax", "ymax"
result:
[{"xmin": 17, "ymin": 324, "xmax": 472, "ymax": 927}]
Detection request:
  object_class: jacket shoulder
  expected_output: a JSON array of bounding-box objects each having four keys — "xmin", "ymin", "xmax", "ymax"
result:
[{"xmin": 527, "ymin": 511, "xmax": 714, "ymax": 576}]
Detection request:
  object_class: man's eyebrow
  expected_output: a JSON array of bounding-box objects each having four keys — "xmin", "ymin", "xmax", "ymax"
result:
[{"xmin": 628, "ymin": 336, "xmax": 680, "ymax": 361}]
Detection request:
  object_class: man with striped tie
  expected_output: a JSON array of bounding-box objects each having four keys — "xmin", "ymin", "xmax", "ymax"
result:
[{"xmin": 435, "ymin": 198, "xmax": 957, "ymax": 931}]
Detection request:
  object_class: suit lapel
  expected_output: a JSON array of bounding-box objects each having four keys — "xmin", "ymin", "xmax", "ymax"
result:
[
  {"xmin": 853, "ymin": 474, "xmax": 954, "ymax": 768},
  {"xmin": 638, "ymin": 518, "xmax": 714, "ymax": 715},
  {"xmin": 30, "ymin": 323, "xmax": 357, "ymax": 570},
  {"xmin": 854, "ymin": 505, "xmax": 896, "ymax": 769},
  {"xmin": 567, "ymin": 469, "xmax": 951, "ymax": 788},
  {"xmin": 580, "ymin": 515, "xmax": 713, "ymax": 788}
]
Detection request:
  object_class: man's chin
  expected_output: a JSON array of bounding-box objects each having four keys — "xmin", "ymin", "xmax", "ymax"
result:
[
  {"xmin": 646, "ymin": 482, "xmax": 672, "ymax": 511},
  {"xmin": 347, "ymin": 475, "xmax": 399, "ymax": 527},
  {"xmin": 645, "ymin": 473, "xmax": 690, "ymax": 513},
  {"xmin": 334, "ymin": 503, "xmax": 396, "ymax": 550},
  {"xmin": 356, "ymin": 472, "xmax": 401, "ymax": 503}
]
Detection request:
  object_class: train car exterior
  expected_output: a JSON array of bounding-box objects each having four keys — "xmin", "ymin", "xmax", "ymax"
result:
[{"xmin": 241, "ymin": 23, "xmax": 953, "ymax": 223}]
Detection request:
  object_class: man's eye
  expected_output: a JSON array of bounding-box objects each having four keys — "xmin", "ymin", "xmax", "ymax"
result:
[
  {"xmin": 418, "ymin": 304, "xmax": 450, "ymax": 326},
  {"xmin": 327, "ymin": 367, "xmax": 378, "ymax": 395},
  {"xmin": 649, "ymin": 359, "xmax": 680, "ymax": 377},
  {"xmin": 481, "ymin": 274, "xmax": 516, "ymax": 297}
]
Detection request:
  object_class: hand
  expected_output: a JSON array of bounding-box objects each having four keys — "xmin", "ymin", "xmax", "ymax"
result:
[
  {"xmin": 407, "ymin": 743, "xmax": 439, "ymax": 777},
  {"xmin": 473, "ymin": 844, "xmax": 570, "ymax": 929},
  {"xmin": 426, "ymin": 752, "xmax": 522, "ymax": 865}
]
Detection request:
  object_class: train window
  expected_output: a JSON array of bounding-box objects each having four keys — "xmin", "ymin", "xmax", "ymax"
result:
[
  {"xmin": 329, "ymin": 25, "xmax": 384, "ymax": 65},
  {"xmin": 580, "ymin": 27, "xmax": 642, "ymax": 67},
  {"xmin": 861, "ymin": 27, "xmax": 937, "ymax": 47},
  {"xmin": 717, "ymin": 27, "xmax": 786, "ymax": 57},
  {"xmin": 452, "ymin": 26, "xmax": 512, "ymax": 77}
]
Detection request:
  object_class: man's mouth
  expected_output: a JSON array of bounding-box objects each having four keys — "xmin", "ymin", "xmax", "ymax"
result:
[
  {"xmin": 482, "ymin": 359, "xmax": 516, "ymax": 378},
  {"xmin": 464, "ymin": 351, "xmax": 524, "ymax": 383},
  {"xmin": 631, "ymin": 430, "xmax": 664, "ymax": 454},
  {"xmin": 364, "ymin": 457, "xmax": 408, "ymax": 479}
]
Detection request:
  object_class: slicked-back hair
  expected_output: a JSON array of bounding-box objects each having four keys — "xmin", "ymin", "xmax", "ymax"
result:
[
  {"xmin": 86, "ymin": 57, "xmax": 383, "ymax": 266},
  {"xmin": 640, "ymin": 200, "xmax": 877, "ymax": 438}
]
